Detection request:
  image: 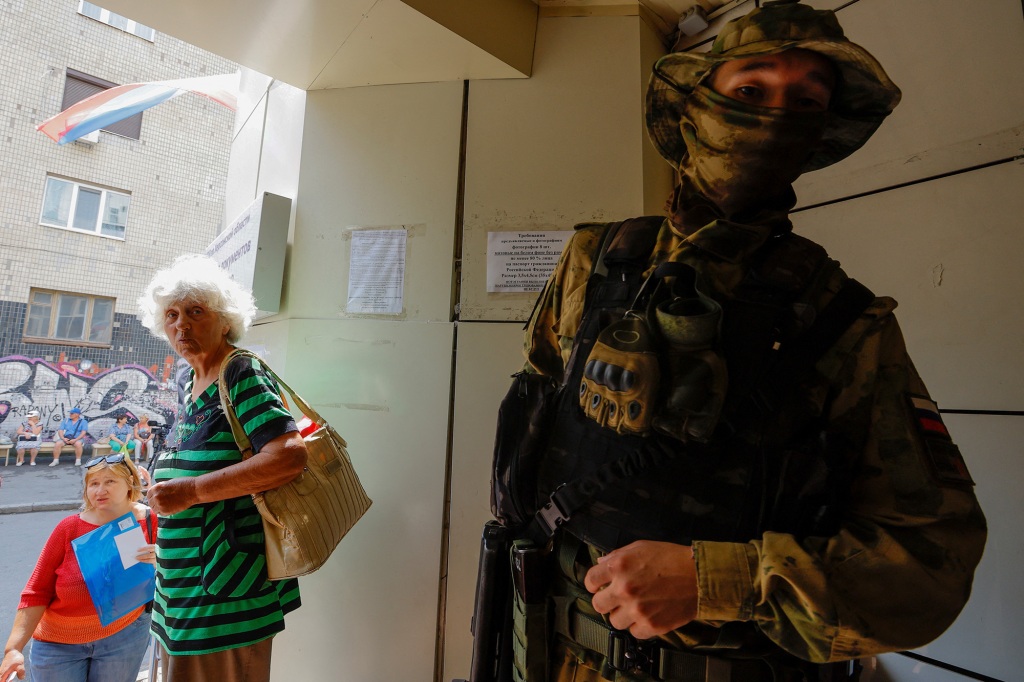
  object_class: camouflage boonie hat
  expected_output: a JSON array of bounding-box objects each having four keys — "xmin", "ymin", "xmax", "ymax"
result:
[{"xmin": 647, "ymin": 0, "xmax": 901, "ymax": 172}]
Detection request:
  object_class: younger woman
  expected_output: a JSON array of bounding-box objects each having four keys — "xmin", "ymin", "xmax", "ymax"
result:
[{"xmin": 0, "ymin": 455, "xmax": 157, "ymax": 682}]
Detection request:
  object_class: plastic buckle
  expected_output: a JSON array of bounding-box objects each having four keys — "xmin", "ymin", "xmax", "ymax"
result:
[
  {"xmin": 536, "ymin": 485, "xmax": 570, "ymax": 537},
  {"xmin": 608, "ymin": 629, "xmax": 662, "ymax": 678}
]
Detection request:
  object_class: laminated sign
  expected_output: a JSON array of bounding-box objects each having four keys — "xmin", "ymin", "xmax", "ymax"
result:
[{"xmin": 71, "ymin": 512, "xmax": 155, "ymax": 626}]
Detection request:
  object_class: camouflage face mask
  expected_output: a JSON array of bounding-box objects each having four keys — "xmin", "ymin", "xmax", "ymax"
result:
[{"xmin": 679, "ymin": 84, "xmax": 828, "ymax": 218}]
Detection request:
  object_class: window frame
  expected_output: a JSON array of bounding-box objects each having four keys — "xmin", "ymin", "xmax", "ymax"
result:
[
  {"xmin": 61, "ymin": 68, "xmax": 143, "ymax": 140},
  {"xmin": 23, "ymin": 288, "xmax": 116, "ymax": 348},
  {"xmin": 39, "ymin": 175, "xmax": 131, "ymax": 240},
  {"xmin": 77, "ymin": 1, "xmax": 155, "ymax": 41}
]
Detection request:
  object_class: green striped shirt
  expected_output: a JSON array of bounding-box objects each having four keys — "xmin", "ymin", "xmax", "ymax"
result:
[{"xmin": 152, "ymin": 354, "xmax": 300, "ymax": 655}]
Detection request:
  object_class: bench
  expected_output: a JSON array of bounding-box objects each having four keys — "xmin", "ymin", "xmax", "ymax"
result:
[{"xmin": 3, "ymin": 440, "xmax": 112, "ymax": 465}]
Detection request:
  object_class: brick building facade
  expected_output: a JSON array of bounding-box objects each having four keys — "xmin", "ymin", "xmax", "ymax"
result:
[{"xmin": 0, "ymin": 0, "xmax": 236, "ymax": 441}]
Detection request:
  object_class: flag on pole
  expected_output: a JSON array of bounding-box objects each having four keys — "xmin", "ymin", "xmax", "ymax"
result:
[{"xmin": 37, "ymin": 72, "xmax": 240, "ymax": 145}]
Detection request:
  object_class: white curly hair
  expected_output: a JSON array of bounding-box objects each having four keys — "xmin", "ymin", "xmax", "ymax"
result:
[{"xmin": 138, "ymin": 254, "xmax": 256, "ymax": 344}]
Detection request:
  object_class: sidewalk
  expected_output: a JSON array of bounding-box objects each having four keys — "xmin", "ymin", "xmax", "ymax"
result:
[{"xmin": 0, "ymin": 458, "xmax": 85, "ymax": 514}]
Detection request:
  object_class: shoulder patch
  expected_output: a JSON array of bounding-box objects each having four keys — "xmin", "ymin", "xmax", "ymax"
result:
[{"xmin": 908, "ymin": 394, "xmax": 974, "ymax": 486}]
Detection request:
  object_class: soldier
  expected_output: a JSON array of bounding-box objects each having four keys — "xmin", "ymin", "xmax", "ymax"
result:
[{"xmin": 492, "ymin": 2, "xmax": 987, "ymax": 681}]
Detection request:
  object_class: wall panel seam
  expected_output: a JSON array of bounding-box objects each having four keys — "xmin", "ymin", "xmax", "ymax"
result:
[{"xmin": 794, "ymin": 156, "xmax": 1019, "ymax": 214}]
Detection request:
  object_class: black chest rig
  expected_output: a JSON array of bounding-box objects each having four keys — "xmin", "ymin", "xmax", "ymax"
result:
[{"xmin": 530, "ymin": 217, "xmax": 874, "ymax": 553}]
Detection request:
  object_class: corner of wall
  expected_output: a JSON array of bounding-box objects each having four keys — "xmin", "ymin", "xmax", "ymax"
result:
[{"xmin": 638, "ymin": 17, "xmax": 672, "ymax": 217}]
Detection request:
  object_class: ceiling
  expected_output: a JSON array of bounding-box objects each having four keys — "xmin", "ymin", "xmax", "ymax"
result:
[
  {"xmin": 536, "ymin": 1, "xmax": 738, "ymax": 36},
  {"xmin": 98, "ymin": 0, "xmax": 745, "ymax": 91}
]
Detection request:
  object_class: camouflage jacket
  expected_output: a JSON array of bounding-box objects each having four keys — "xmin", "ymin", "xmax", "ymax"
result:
[{"xmin": 524, "ymin": 217, "xmax": 986, "ymax": 663}]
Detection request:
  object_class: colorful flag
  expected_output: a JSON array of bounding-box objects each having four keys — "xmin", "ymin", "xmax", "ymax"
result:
[{"xmin": 36, "ymin": 72, "xmax": 239, "ymax": 145}]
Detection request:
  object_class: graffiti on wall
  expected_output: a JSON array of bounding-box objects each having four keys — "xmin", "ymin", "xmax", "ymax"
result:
[{"xmin": 0, "ymin": 355, "xmax": 178, "ymax": 440}]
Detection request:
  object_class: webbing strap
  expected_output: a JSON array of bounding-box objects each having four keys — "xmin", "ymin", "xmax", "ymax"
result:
[
  {"xmin": 552, "ymin": 607, "xmax": 713, "ymax": 682},
  {"xmin": 525, "ymin": 441, "xmax": 672, "ymax": 544}
]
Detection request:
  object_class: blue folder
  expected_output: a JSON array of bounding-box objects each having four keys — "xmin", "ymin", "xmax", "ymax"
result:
[{"xmin": 71, "ymin": 511, "xmax": 156, "ymax": 626}]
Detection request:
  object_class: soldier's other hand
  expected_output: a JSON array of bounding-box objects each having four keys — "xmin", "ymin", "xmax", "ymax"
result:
[{"xmin": 584, "ymin": 540, "xmax": 698, "ymax": 640}]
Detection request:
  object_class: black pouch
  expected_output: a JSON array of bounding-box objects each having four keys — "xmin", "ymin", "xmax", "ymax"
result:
[
  {"xmin": 200, "ymin": 498, "xmax": 272, "ymax": 599},
  {"xmin": 491, "ymin": 371, "xmax": 560, "ymax": 531}
]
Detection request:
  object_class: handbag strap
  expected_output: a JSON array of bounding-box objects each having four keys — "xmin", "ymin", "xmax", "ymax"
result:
[
  {"xmin": 216, "ymin": 349, "xmax": 297, "ymax": 530},
  {"xmin": 217, "ymin": 349, "xmax": 256, "ymax": 459},
  {"xmin": 217, "ymin": 348, "xmax": 343, "ymax": 451}
]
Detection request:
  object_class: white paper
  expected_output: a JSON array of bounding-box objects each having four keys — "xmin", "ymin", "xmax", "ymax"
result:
[
  {"xmin": 113, "ymin": 525, "xmax": 146, "ymax": 570},
  {"xmin": 486, "ymin": 231, "xmax": 572, "ymax": 293},
  {"xmin": 347, "ymin": 228, "xmax": 407, "ymax": 314}
]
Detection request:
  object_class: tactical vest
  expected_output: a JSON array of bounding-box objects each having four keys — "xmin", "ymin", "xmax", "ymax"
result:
[{"xmin": 533, "ymin": 217, "xmax": 874, "ymax": 553}]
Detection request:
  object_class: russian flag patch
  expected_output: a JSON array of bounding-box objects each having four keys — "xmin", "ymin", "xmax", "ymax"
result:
[
  {"xmin": 910, "ymin": 396, "xmax": 950, "ymax": 439},
  {"xmin": 907, "ymin": 394, "xmax": 974, "ymax": 486}
]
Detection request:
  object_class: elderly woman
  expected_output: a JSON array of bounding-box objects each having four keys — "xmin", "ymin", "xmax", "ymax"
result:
[
  {"xmin": 137, "ymin": 254, "xmax": 306, "ymax": 682},
  {"xmin": 14, "ymin": 410, "xmax": 43, "ymax": 466},
  {"xmin": 0, "ymin": 455, "xmax": 157, "ymax": 682}
]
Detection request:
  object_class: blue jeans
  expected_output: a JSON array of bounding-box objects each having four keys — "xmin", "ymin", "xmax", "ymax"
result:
[{"xmin": 29, "ymin": 611, "xmax": 151, "ymax": 682}]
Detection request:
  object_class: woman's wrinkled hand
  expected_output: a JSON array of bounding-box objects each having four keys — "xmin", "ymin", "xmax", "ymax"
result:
[{"xmin": 146, "ymin": 478, "xmax": 199, "ymax": 516}]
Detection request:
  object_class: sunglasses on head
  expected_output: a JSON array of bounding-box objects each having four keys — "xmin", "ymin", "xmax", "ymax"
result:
[{"xmin": 84, "ymin": 453, "xmax": 127, "ymax": 469}]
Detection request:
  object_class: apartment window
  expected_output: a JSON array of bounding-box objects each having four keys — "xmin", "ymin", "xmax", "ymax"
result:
[
  {"xmin": 40, "ymin": 176, "xmax": 131, "ymax": 239},
  {"xmin": 78, "ymin": 1, "xmax": 155, "ymax": 41},
  {"xmin": 62, "ymin": 69, "xmax": 143, "ymax": 140},
  {"xmin": 25, "ymin": 289, "xmax": 115, "ymax": 346}
]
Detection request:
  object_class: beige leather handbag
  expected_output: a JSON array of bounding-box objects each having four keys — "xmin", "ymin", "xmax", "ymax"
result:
[{"xmin": 219, "ymin": 349, "xmax": 372, "ymax": 580}]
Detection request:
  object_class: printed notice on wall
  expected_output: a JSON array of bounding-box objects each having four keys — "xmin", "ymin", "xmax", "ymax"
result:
[
  {"xmin": 347, "ymin": 228, "xmax": 407, "ymax": 314},
  {"xmin": 487, "ymin": 231, "xmax": 571, "ymax": 293}
]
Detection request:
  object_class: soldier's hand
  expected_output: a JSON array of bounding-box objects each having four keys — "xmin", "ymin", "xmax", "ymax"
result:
[{"xmin": 584, "ymin": 540, "xmax": 698, "ymax": 640}]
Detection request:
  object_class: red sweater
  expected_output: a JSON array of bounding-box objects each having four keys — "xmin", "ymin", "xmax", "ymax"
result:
[{"xmin": 19, "ymin": 512, "xmax": 156, "ymax": 644}]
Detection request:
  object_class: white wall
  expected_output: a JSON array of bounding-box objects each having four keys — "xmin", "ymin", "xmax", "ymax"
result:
[
  {"xmin": 794, "ymin": 0, "xmax": 1024, "ymax": 208},
  {"xmin": 443, "ymin": 323, "xmax": 527, "ymax": 682},
  {"xmin": 459, "ymin": 15, "xmax": 671, "ymax": 323},
  {"xmin": 231, "ymin": 77, "xmax": 465, "ymax": 681}
]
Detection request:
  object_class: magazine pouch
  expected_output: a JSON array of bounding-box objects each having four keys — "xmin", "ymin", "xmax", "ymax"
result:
[{"xmin": 492, "ymin": 371, "xmax": 560, "ymax": 530}]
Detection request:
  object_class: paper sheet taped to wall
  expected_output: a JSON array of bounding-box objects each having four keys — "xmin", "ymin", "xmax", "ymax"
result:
[
  {"xmin": 487, "ymin": 231, "xmax": 571, "ymax": 293},
  {"xmin": 347, "ymin": 228, "xmax": 407, "ymax": 314}
]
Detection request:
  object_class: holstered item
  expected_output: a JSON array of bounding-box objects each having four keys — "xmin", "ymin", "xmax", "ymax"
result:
[
  {"xmin": 492, "ymin": 372, "xmax": 560, "ymax": 530},
  {"xmin": 511, "ymin": 538, "xmax": 552, "ymax": 682},
  {"xmin": 469, "ymin": 521, "xmax": 514, "ymax": 682}
]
